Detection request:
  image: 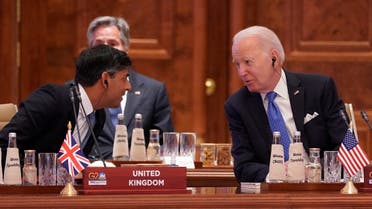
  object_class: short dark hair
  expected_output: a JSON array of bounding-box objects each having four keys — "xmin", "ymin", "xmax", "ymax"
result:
[
  {"xmin": 87, "ymin": 16, "xmax": 130, "ymax": 49},
  {"xmin": 75, "ymin": 45, "xmax": 132, "ymax": 86}
]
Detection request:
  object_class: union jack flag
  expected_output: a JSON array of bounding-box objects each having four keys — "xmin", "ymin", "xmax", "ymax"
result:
[
  {"xmin": 58, "ymin": 129, "xmax": 90, "ymax": 177},
  {"xmin": 337, "ymin": 128, "xmax": 370, "ymax": 176}
]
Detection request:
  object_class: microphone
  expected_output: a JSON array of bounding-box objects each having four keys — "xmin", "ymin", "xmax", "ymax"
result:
[
  {"xmin": 361, "ymin": 110, "xmax": 372, "ymax": 130},
  {"xmin": 339, "ymin": 109, "xmax": 350, "ymax": 128},
  {"xmin": 72, "ymin": 85, "xmax": 106, "ymax": 167},
  {"xmin": 69, "ymin": 83, "xmax": 82, "ymax": 145}
]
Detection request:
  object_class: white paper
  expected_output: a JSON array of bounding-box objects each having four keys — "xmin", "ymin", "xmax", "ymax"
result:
[{"xmin": 163, "ymin": 156, "xmax": 195, "ymax": 169}]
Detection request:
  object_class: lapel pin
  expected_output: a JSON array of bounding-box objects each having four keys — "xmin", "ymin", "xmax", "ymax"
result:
[
  {"xmin": 294, "ymin": 90, "xmax": 299, "ymax": 95},
  {"xmin": 135, "ymin": 91, "xmax": 141, "ymax": 95}
]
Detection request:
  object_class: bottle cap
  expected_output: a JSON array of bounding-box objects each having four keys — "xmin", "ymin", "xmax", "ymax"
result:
[
  {"xmin": 273, "ymin": 131, "xmax": 281, "ymax": 137},
  {"xmin": 117, "ymin": 113, "xmax": 124, "ymax": 120},
  {"xmin": 135, "ymin": 113, "xmax": 142, "ymax": 119},
  {"xmin": 8, "ymin": 132, "xmax": 17, "ymax": 148}
]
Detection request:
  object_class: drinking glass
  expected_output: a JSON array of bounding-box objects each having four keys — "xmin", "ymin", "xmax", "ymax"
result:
[
  {"xmin": 163, "ymin": 132, "xmax": 179, "ymax": 164},
  {"xmin": 323, "ymin": 151, "xmax": 341, "ymax": 183},
  {"xmin": 179, "ymin": 132, "xmax": 196, "ymax": 160},
  {"xmin": 38, "ymin": 153, "xmax": 57, "ymax": 185}
]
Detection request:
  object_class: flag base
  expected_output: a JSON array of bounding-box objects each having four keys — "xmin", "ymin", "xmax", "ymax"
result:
[
  {"xmin": 340, "ymin": 180, "xmax": 358, "ymax": 194},
  {"xmin": 60, "ymin": 179, "xmax": 78, "ymax": 196}
]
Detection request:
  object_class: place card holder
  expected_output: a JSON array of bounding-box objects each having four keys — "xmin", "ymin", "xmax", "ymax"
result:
[{"xmin": 82, "ymin": 166, "xmax": 188, "ymax": 194}]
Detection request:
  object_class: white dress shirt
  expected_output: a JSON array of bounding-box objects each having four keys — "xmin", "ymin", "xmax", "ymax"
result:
[{"xmin": 72, "ymin": 84, "xmax": 95, "ymax": 146}]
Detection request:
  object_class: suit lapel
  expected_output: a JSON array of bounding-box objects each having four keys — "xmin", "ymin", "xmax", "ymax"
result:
[
  {"xmin": 124, "ymin": 69, "xmax": 144, "ymax": 127},
  {"xmin": 247, "ymin": 91, "xmax": 272, "ymax": 148},
  {"xmin": 286, "ymin": 71, "xmax": 308, "ymax": 150}
]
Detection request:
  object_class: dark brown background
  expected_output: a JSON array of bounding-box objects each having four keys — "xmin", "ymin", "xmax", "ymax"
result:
[{"xmin": 1, "ymin": 0, "xmax": 371, "ymax": 155}]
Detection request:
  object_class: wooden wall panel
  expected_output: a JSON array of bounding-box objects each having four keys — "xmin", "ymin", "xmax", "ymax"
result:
[
  {"xmin": 19, "ymin": 0, "xmax": 78, "ymax": 101},
  {"xmin": 0, "ymin": 0, "xmax": 18, "ymax": 103},
  {"xmin": 16, "ymin": 0, "xmax": 210, "ymax": 141},
  {"xmin": 2, "ymin": 0, "xmax": 372, "ymax": 149}
]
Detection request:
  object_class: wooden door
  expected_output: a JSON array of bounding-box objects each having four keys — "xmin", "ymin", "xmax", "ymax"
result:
[{"xmin": 16, "ymin": 0, "xmax": 218, "ymax": 143}]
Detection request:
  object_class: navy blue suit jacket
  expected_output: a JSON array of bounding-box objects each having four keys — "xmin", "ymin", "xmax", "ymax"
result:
[
  {"xmin": 0, "ymin": 84, "xmax": 106, "ymax": 163},
  {"xmin": 97, "ymin": 69, "xmax": 174, "ymax": 159},
  {"xmin": 224, "ymin": 71, "xmax": 348, "ymax": 182}
]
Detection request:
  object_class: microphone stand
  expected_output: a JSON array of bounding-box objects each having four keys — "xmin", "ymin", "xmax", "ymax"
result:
[
  {"xmin": 69, "ymin": 85, "xmax": 82, "ymax": 145},
  {"xmin": 73, "ymin": 84, "xmax": 106, "ymax": 168},
  {"xmin": 361, "ymin": 110, "xmax": 372, "ymax": 131}
]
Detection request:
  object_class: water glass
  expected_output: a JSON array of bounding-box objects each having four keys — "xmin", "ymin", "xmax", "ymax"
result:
[
  {"xmin": 163, "ymin": 132, "xmax": 179, "ymax": 164},
  {"xmin": 179, "ymin": 132, "xmax": 196, "ymax": 160},
  {"xmin": 38, "ymin": 153, "xmax": 57, "ymax": 185},
  {"xmin": 323, "ymin": 151, "xmax": 341, "ymax": 183}
]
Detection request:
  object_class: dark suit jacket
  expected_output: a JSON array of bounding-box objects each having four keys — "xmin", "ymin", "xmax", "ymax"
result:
[
  {"xmin": 0, "ymin": 84, "xmax": 106, "ymax": 164},
  {"xmin": 224, "ymin": 71, "xmax": 348, "ymax": 182},
  {"xmin": 97, "ymin": 69, "xmax": 174, "ymax": 159}
]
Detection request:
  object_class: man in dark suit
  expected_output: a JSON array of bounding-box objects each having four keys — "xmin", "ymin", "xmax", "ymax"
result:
[
  {"xmin": 224, "ymin": 26, "xmax": 348, "ymax": 182},
  {"xmin": 87, "ymin": 16, "xmax": 174, "ymax": 159},
  {"xmin": 0, "ymin": 45, "xmax": 132, "ymax": 163}
]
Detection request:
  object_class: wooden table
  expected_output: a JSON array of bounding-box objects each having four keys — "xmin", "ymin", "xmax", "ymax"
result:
[{"xmin": 0, "ymin": 183, "xmax": 370, "ymax": 208}]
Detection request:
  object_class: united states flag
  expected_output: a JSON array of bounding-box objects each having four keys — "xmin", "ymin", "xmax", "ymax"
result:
[
  {"xmin": 337, "ymin": 128, "xmax": 370, "ymax": 176},
  {"xmin": 58, "ymin": 129, "xmax": 90, "ymax": 177}
]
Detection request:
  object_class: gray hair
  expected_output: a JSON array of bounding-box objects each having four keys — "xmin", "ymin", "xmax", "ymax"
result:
[
  {"xmin": 87, "ymin": 16, "xmax": 130, "ymax": 49},
  {"xmin": 233, "ymin": 26, "xmax": 285, "ymax": 64}
]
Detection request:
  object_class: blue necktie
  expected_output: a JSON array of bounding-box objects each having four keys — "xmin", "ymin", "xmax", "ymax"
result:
[
  {"xmin": 267, "ymin": 92, "xmax": 290, "ymax": 161},
  {"xmin": 109, "ymin": 106, "xmax": 122, "ymax": 126}
]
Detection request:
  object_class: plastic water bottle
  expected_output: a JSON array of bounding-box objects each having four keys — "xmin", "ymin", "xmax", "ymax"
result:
[
  {"xmin": 4, "ymin": 132, "xmax": 22, "ymax": 185},
  {"xmin": 306, "ymin": 148, "xmax": 321, "ymax": 183},
  {"xmin": 22, "ymin": 150, "xmax": 37, "ymax": 185},
  {"xmin": 112, "ymin": 113, "xmax": 129, "ymax": 160},
  {"xmin": 130, "ymin": 113, "xmax": 146, "ymax": 161},
  {"xmin": 147, "ymin": 129, "xmax": 161, "ymax": 161},
  {"xmin": 268, "ymin": 131, "xmax": 285, "ymax": 183},
  {"xmin": 287, "ymin": 131, "xmax": 305, "ymax": 183}
]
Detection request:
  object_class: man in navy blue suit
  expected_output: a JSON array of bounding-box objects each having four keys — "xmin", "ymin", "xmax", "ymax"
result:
[
  {"xmin": 0, "ymin": 45, "xmax": 132, "ymax": 163},
  {"xmin": 224, "ymin": 26, "xmax": 348, "ymax": 182},
  {"xmin": 86, "ymin": 16, "xmax": 174, "ymax": 159}
]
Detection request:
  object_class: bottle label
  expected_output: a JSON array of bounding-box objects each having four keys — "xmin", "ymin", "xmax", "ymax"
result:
[
  {"xmin": 130, "ymin": 128, "xmax": 146, "ymax": 161},
  {"xmin": 268, "ymin": 144, "xmax": 285, "ymax": 182},
  {"xmin": 4, "ymin": 148, "xmax": 22, "ymax": 185},
  {"xmin": 113, "ymin": 124, "xmax": 129, "ymax": 160},
  {"xmin": 287, "ymin": 143, "xmax": 305, "ymax": 182}
]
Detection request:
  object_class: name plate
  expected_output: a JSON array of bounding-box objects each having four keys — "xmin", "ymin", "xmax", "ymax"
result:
[
  {"xmin": 361, "ymin": 164, "xmax": 372, "ymax": 192},
  {"xmin": 82, "ymin": 166, "xmax": 188, "ymax": 194}
]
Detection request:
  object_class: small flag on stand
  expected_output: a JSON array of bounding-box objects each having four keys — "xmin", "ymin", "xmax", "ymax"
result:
[
  {"xmin": 58, "ymin": 122, "xmax": 90, "ymax": 177},
  {"xmin": 337, "ymin": 128, "xmax": 370, "ymax": 176}
]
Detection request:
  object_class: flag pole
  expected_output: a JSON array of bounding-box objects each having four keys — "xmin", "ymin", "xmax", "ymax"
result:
[
  {"xmin": 340, "ymin": 121, "xmax": 358, "ymax": 194},
  {"xmin": 60, "ymin": 122, "xmax": 78, "ymax": 196}
]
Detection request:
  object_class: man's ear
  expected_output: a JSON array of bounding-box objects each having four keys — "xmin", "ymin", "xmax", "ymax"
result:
[{"xmin": 101, "ymin": 71, "xmax": 110, "ymax": 88}]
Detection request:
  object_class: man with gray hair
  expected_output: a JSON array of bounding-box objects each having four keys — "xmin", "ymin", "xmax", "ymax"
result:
[
  {"xmin": 87, "ymin": 16, "xmax": 174, "ymax": 159},
  {"xmin": 224, "ymin": 26, "xmax": 348, "ymax": 182}
]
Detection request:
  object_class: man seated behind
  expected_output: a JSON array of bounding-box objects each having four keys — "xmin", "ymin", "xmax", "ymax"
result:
[{"xmin": 87, "ymin": 16, "xmax": 174, "ymax": 159}]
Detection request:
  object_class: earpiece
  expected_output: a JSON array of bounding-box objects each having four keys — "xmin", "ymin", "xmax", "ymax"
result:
[
  {"xmin": 271, "ymin": 57, "xmax": 276, "ymax": 67},
  {"xmin": 104, "ymin": 80, "xmax": 108, "ymax": 88}
]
